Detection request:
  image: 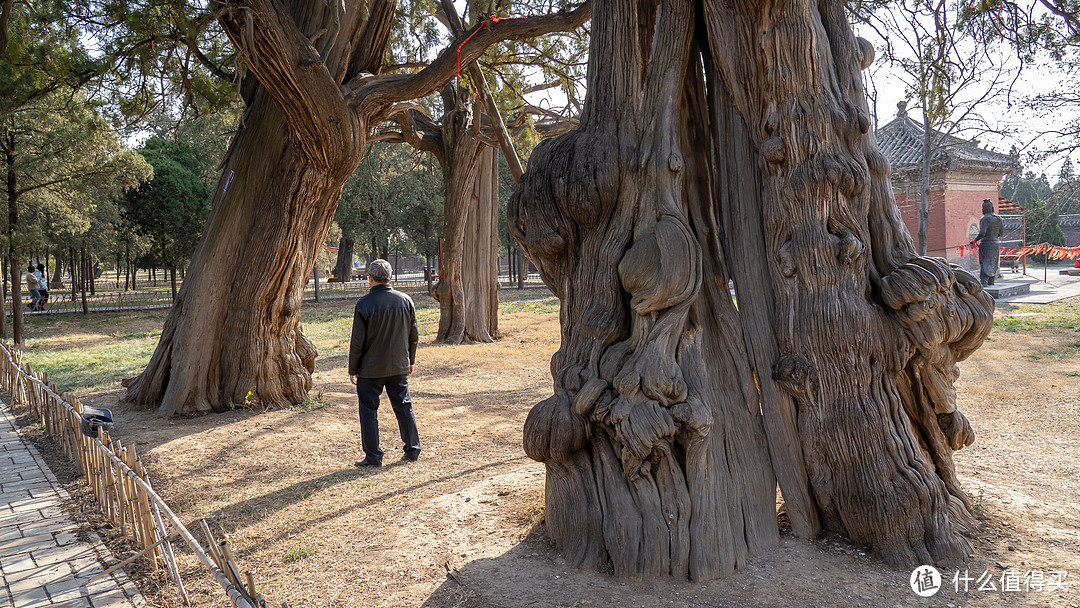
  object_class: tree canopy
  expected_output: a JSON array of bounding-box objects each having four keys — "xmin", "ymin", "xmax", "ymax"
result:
[{"xmin": 121, "ymin": 136, "xmax": 211, "ymax": 270}]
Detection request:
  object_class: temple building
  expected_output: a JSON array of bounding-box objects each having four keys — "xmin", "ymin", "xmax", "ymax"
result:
[{"xmin": 875, "ymin": 101, "xmax": 1018, "ymax": 270}]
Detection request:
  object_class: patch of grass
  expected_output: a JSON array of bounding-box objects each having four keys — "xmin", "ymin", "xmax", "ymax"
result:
[
  {"xmin": 1060, "ymin": 370, "xmax": 1080, "ymax": 377},
  {"xmin": 289, "ymin": 488, "xmax": 315, "ymax": 501},
  {"xmin": 994, "ymin": 297, "xmax": 1080, "ymax": 332},
  {"xmin": 283, "ymin": 544, "xmax": 318, "ymax": 563},
  {"xmin": 288, "ymin": 392, "xmax": 329, "ymax": 412},
  {"xmin": 1024, "ymin": 341, "xmax": 1080, "ymax": 361},
  {"xmin": 22, "ymin": 339, "xmax": 158, "ymax": 391},
  {"xmin": 500, "ymin": 297, "xmax": 560, "ymax": 315}
]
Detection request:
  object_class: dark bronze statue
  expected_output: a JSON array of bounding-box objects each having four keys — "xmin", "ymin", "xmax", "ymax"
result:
[{"xmin": 972, "ymin": 198, "xmax": 1004, "ymax": 286}]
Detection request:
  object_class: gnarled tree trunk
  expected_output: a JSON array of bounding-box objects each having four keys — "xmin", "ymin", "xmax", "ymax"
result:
[
  {"xmin": 123, "ymin": 85, "xmax": 360, "ymax": 414},
  {"xmin": 511, "ymin": 0, "xmax": 992, "ymax": 578}
]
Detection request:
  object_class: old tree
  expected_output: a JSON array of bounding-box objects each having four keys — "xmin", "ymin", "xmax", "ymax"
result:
[
  {"xmin": 122, "ymin": 0, "xmax": 588, "ymax": 415},
  {"xmin": 510, "ymin": 0, "xmax": 992, "ymax": 580}
]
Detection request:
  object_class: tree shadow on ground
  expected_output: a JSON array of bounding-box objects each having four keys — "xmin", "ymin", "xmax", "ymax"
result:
[{"xmin": 216, "ymin": 457, "xmax": 528, "ymax": 545}]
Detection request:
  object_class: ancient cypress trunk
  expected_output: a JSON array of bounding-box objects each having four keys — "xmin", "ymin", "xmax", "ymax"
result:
[
  {"xmin": 511, "ymin": 0, "xmax": 777, "ymax": 579},
  {"xmin": 434, "ymin": 91, "xmax": 500, "ymax": 344},
  {"xmin": 512, "ymin": 0, "xmax": 992, "ymax": 577},
  {"xmin": 123, "ymin": 86, "xmax": 359, "ymax": 414}
]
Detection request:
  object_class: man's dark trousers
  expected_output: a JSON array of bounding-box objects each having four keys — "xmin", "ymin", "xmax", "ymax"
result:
[{"xmin": 356, "ymin": 374, "xmax": 420, "ymax": 465}]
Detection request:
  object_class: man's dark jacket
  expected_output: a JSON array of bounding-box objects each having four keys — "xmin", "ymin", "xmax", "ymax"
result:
[{"xmin": 348, "ymin": 283, "xmax": 418, "ymax": 378}]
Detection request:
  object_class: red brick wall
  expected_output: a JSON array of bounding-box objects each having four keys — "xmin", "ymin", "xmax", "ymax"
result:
[{"xmin": 891, "ymin": 185, "xmax": 947, "ymax": 255}]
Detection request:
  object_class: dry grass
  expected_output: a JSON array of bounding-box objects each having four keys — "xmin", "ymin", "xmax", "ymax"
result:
[{"xmin": 16, "ymin": 293, "xmax": 1080, "ymax": 608}]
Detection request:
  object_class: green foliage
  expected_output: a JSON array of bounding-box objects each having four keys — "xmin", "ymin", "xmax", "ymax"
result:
[
  {"xmin": 4, "ymin": 89, "xmax": 151, "ymax": 260},
  {"xmin": 336, "ymin": 142, "xmax": 443, "ymax": 262},
  {"xmin": 0, "ymin": 1, "xmax": 105, "ymax": 118},
  {"xmin": 121, "ymin": 136, "xmax": 211, "ymax": 268},
  {"xmin": 1000, "ymin": 168, "xmax": 1074, "ymax": 261}
]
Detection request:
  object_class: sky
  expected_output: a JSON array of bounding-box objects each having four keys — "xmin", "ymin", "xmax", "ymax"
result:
[{"xmin": 852, "ymin": 10, "xmax": 1077, "ymax": 182}]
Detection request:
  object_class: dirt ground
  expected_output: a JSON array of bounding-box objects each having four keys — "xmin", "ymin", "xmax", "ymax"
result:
[{"xmin": 21, "ymin": 296, "xmax": 1080, "ymax": 608}]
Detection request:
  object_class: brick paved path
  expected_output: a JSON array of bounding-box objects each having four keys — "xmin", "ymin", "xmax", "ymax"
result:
[{"xmin": 0, "ymin": 401, "xmax": 144, "ymax": 608}]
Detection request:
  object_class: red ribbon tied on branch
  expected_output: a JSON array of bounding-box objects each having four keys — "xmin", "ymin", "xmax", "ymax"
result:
[{"xmin": 455, "ymin": 14, "xmax": 532, "ymax": 77}]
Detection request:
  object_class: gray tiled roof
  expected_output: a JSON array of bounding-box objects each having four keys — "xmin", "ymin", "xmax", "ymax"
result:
[{"xmin": 875, "ymin": 107, "xmax": 1016, "ymax": 173}]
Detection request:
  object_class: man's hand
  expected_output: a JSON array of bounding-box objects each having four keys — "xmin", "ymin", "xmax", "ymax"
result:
[
  {"xmin": 409, "ymin": 365, "xmax": 413, "ymax": 375},
  {"xmin": 349, "ymin": 374, "xmax": 357, "ymax": 385}
]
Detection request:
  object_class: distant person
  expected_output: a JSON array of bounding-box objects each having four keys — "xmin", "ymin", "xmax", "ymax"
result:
[
  {"xmin": 348, "ymin": 259, "xmax": 421, "ymax": 467},
  {"xmin": 35, "ymin": 263, "xmax": 49, "ymax": 310},
  {"xmin": 972, "ymin": 198, "xmax": 1004, "ymax": 286},
  {"xmin": 25, "ymin": 263, "xmax": 41, "ymax": 310}
]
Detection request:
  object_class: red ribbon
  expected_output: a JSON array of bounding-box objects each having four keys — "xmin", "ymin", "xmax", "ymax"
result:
[{"xmin": 455, "ymin": 14, "xmax": 531, "ymax": 77}]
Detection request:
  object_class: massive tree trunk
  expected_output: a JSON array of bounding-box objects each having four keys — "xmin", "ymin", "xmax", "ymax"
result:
[
  {"xmin": 121, "ymin": 0, "xmax": 590, "ymax": 415},
  {"xmin": 434, "ymin": 90, "xmax": 500, "ymax": 344},
  {"xmin": 124, "ymin": 83, "xmax": 360, "ymax": 414},
  {"xmin": 511, "ymin": 0, "xmax": 992, "ymax": 578}
]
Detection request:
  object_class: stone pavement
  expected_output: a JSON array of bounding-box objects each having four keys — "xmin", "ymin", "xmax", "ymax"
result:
[
  {"xmin": 0, "ymin": 400, "xmax": 144, "ymax": 608},
  {"xmin": 993, "ymin": 266, "xmax": 1080, "ymax": 304}
]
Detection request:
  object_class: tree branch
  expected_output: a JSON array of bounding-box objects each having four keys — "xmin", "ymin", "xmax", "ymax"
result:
[
  {"xmin": 346, "ymin": 1, "xmax": 591, "ymax": 115},
  {"xmin": 0, "ymin": 0, "xmax": 14, "ymax": 59},
  {"xmin": 218, "ymin": 0, "xmax": 360, "ymax": 168},
  {"xmin": 381, "ymin": 104, "xmax": 445, "ymax": 164}
]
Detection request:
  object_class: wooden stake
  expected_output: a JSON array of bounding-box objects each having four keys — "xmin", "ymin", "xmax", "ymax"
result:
[
  {"xmin": 153, "ymin": 503, "xmax": 189, "ymax": 604},
  {"xmin": 84, "ymin": 530, "xmax": 183, "ymax": 586}
]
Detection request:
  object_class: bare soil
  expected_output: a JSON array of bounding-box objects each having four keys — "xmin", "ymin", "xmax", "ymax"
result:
[{"xmin": 24, "ymin": 297, "xmax": 1080, "ymax": 608}]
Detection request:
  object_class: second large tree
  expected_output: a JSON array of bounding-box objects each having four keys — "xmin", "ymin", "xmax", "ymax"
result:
[{"xmin": 511, "ymin": 0, "xmax": 992, "ymax": 578}]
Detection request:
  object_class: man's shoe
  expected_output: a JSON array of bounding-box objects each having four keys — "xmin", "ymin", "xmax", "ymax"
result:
[
  {"xmin": 403, "ymin": 451, "xmax": 420, "ymax": 462},
  {"xmin": 355, "ymin": 459, "xmax": 382, "ymax": 468}
]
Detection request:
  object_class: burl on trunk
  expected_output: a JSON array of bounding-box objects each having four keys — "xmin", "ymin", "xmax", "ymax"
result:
[{"xmin": 510, "ymin": 0, "xmax": 992, "ymax": 579}]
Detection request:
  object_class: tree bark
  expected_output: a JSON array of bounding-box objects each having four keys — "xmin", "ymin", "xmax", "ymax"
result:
[
  {"xmin": 0, "ymin": 255, "xmax": 7, "ymax": 340},
  {"xmin": 512, "ymin": 0, "xmax": 992, "ymax": 577},
  {"xmin": 80, "ymin": 246, "xmax": 88, "ymax": 315},
  {"xmin": 433, "ymin": 90, "xmax": 500, "ymax": 344},
  {"xmin": 5, "ymin": 118, "xmax": 23, "ymax": 345},
  {"xmin": 335, "ymin": 237, "xmax": 354, "ymax": 282},
  {"xmin": 123, "ymin": 85, "xmax": 359, "ymax": 415}
]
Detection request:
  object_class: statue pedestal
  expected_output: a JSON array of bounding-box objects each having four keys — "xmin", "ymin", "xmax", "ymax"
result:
[{"xmin": 983, "ymin": 281, "xmax": 1031, "ymax": 299}]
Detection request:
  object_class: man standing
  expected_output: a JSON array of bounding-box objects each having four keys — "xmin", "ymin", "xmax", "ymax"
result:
[{"xmin": 349, "ymin": 259, "xmax": 421, "ymax": 467}]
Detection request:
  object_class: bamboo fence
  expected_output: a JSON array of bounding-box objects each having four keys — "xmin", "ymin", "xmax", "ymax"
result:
[{"xmin": 0, "ymin": 340, "xmax": 281, "ymax": 608}]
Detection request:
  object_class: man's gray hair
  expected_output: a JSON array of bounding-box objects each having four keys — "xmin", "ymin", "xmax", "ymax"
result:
[{"xmin": 368, "ymin": 259, "xmax": 393, "ymax": 282}]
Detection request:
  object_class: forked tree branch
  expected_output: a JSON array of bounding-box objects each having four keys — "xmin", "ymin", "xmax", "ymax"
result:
[
  {"xmin": 346, "ymin": 1, "xmax": 591, "ymax": 116},
  {"xmin": 218, "ymin": 0, "xmax": 360, "ymax": 167}
]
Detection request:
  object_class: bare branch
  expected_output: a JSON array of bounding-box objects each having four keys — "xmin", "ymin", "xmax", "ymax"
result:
[{"xmin": 347, "ymin": 2, "xmax": 592, "ymax": 114}]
